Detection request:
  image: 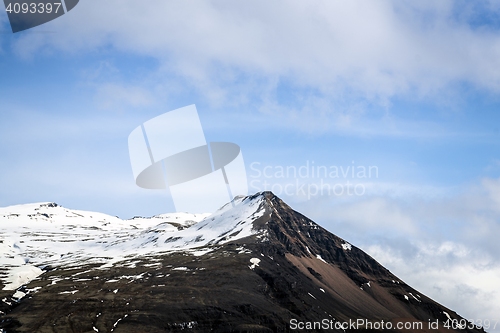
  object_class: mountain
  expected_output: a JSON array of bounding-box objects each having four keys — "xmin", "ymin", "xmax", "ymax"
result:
[{"xmin": 0, "ymin": 192, "xmax": 485, "ymax": 333}]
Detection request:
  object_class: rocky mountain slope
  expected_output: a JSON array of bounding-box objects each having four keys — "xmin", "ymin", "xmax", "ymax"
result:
[{"xmin": 0, "ymin": 192, "xmax": 486, "ymax": 332}]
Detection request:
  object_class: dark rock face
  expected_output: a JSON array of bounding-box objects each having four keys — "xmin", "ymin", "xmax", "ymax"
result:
[{"xmin": 0, "ymin": 192, "xmax": 485, "ymax": 333}]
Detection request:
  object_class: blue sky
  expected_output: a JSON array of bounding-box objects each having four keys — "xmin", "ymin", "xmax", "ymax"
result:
[{"xmin": 1, "ymin": 0, "xmax": 500, "ymax": 328}]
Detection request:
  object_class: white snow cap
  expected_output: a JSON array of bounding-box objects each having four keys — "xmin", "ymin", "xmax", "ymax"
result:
[{"xmin": 0, "ymin": 195, "xmax": 267, "ymax": 290}]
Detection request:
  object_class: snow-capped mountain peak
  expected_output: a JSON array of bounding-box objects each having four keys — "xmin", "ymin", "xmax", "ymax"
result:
[
  {"xmin": 0, "ymin": 194, "xmax": 268, "ymax": 291},
  {"xmin": 0, "ymin": 193, "xmax": 484, "ymax": 333}
]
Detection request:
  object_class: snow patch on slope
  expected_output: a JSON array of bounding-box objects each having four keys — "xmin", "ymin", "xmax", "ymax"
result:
[
  {"xmin": 316, "ymin": 254, "xmax": 327, "ymax": 264},
  {"xmin": 342, "ymin": 242, "xmax": 352, "ymax": 250},
  {"xmin": 2, "ymin": 265, "xmax": 43, "ymax": 291},
  {"xmin": 0, "ymin": 196, "xmax": 266, "ymax": 290},
  {"xmin": 249, "ymin": 258, "xmax": 261, "ymax": 269}
]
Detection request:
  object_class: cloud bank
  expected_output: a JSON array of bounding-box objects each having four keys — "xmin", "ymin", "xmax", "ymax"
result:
[{"xmin": 8, "ymin": 1, "xmax": 500, "ymax": 125}]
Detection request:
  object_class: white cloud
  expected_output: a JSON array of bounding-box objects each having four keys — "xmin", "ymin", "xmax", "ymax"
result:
[
  {"xmin": 287, "ymin": 176, "xmax": 500, "ymax": 327},
  {"xmin": 367, "ymin": 241, "xmax": 500, "ymax": 332},
  {"xmin": 8, "ymin": 0, "xmax": 500, "ymax": 130}
]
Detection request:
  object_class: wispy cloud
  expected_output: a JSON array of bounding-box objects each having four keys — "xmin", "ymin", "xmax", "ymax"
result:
[{"xmin": 7, "ymin": 1, "xmax": 500, "ymax": 134}]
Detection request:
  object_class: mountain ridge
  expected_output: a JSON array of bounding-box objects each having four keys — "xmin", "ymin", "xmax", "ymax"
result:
[{"xmin": 0, "ymin": 192, "xmax": 485, "ymax": 333}]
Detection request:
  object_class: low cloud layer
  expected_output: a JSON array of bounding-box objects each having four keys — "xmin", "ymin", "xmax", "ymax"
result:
[{"xmin": 291, "ymin": 177, "xmax": 500, "ymax": 331}]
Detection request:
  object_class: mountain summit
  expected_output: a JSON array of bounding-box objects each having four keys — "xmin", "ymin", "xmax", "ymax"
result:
[{"xmin": 0, "ymin": 192, "xmax": 484, "ymax": 332}]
